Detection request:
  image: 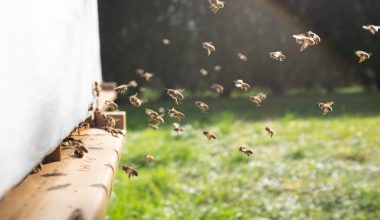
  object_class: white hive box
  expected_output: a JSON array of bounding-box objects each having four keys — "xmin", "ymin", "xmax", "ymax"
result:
[{"xmin": 0, "ymin": 0, "xmax": 102, "ymax": 198}]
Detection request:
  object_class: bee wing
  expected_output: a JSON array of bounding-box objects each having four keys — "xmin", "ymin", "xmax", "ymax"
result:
[
  {"xmin": 300, "ymin": 42, "xmax": 309, "ymax": 52},
  {"xmin": 326, "ymin": 101, "xmax": 334, "ymax": 106}
]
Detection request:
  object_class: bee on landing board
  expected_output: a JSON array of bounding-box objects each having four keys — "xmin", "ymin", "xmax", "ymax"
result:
[
  {"xmin": 265, "ymin": 126, "xmax": 275, "ymax": 137},
  {"xmin": 146, "ymin": 155, "xmax": 155, "ymax": 162},
  {"xmin": 105, "ymin": 100, "xmax": 118, "ymax": 111},
  {"xmin": 195, "ymin": 101, "xmax": 209, "ymax": 113},
  {"xmin": 355, "ymin": 50, "xmax": 372, "ymax": 63},
  {"xmin": 318, "ymin": 101, "xmax": 334, "ymax": 115},
  {"xmin": 233, "ymin": 79, "xmax": 250, "ymax": 91},
  {"xmin": 103, "ymin": 126, "xmax": 124, "ymax": 137},
  {"xmin": 210, "ymin": 83, "xmax": 224, "ymax": 94},
  {"xmin": 129, "ymin": 94, "xmax": 143, "ymax": 107},
  {"xmin": 239, "ymin": 146, "xmax": 253, "ymax": 156},
  {"xmin": 269, "ymin": 51, "xmax": 286, "ymax": 62},
  {"xmin": 203, "ymin": 130, "xmax": 216, "ymax": 141},
  {"xmin": 122, "ymin": 165, "xmax": 138, "ymax": 179},
  {"xmin": 168, "ymin": 108, "xmax": 185, "ymax": 121},
  {"xmin": 202, "ymin": 42, "xmax": 215, "ymax": 56}
]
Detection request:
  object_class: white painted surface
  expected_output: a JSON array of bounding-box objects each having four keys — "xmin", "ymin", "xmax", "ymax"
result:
[{"xmin": 0, "ymin": 0, "xmax": 101, "ymax": 197}]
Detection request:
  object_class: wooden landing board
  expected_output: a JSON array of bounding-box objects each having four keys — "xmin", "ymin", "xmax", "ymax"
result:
[{"xmin": 0, "ymin": 124, "xmax": 126, "ymax": 220}]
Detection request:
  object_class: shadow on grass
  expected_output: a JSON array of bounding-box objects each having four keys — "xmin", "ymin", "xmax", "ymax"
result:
[{"xmin": 119, "ymin": 93, "xmax": 380, "ymax": 131}]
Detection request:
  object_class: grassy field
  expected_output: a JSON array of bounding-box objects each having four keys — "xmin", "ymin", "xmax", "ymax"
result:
[{"xmin": 107, "ymin": 93, "xmax": 380, "ymax": 220}]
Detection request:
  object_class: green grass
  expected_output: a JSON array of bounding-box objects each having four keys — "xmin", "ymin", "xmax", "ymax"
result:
[{"xmin": 107, "ymin": 93, "xmax": 380, "ymax": 219}]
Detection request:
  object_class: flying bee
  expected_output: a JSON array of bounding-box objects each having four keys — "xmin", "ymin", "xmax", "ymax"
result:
[
  {"xmin": 292, "ymin": 34, "xmax": 316, "ymax": 52},
  {"xmin": 94, "ymin": 108, "xmax": 107, "ymax": 121},
  {"xmin": 307, "ymin": 31, "xmax": 321, "ymax": 44},
  {"xmin": 355, "ymin": 50, "xmax": 372, "ymax": 63},
  {"xmin": 162, "ymin": 38, "xmax": 170, "ymax": 45},
  {"xmin": 269, "ymin": 51, "xmax": 286, "ymax": 62},
  {"xmin": 249, "ymin": 92, "xmax": 267, "ymax": 107},
  {"xmin": 233, "ymin": 79, "xmax": 250, "ymax": 91},
  {"xmin": 104, "ymin": 126, "xmax": 124, "ymax": 137},
  {"xmin": 239, "ymin": 146, "xmax": 253, "ymax": 156},
  {"xmin": 203, "ymin": 130, "xmax": 216, "ymax": 141},
  {"xmin": 136, "ymin": 68, "xmax": 145, "ymax": 75},
  {"xmin": 202, "ymin": 42, "xmax": 215, "ymax": 56},
  {"xmin": 213, "ymin": 65, "xmax": 222, "ymax": 72},
  {"xmin": 173, "ymin": 123, "xmax": 184, "ymax": 134},
  {"xmin": 145, "ymin": 108, "xmax": 159, "ymax": 118},
  {"xmin": 195, "ymin": 101, "xmax": 209, "ymax": 113},
  {"xmin": 158, "ymin": 107, "xmax": 166, "ymax": 115},
  {"xmin": 141, "ymin": 72, "xmax": 154, "ymax": 81},
  {"xmin": 146, "ymin": 154, "xmax": 155, "ymax": 162},
  {"xmin": 148, "ymin": 123, "xmax": 160, "ymax": 130},
  {"xmin": 210, "ymin": 83, "xmax": 224, "ymax": 94},
  {"xmin": 318, "ymin": 101, "xmax": 334, "ymax": 115},
  {"xmin": 93, "ymin": 81, "xmax": 102, "ymax": 97},
  {"xmin": 105, "ymin": 100, "xmax": 118, "ymax": 111},
  {"xmin": 200, "ymin": 68, "xmax": 208, "ymax": 76},
  {"xmin": 166, "ymin": 88, "xmax": 185, "ymax": 105},
  {"xmin": 208, "ymin": 0, "xmax": 225, "ymax": 14},
  {"xmin": 265, "ymin": 126, "xmax": 275, "ymax": 137},
  {"xmin": 168, "ymin": 108, "xmax": 185, "ymax": 121},
  {"xmin": 129, "ymin": 94, "xmax": 143, "ymax": 107},
  {"xmin": 115, "ymin": 84, "xmax": 129, "ymax": 95},
  {"xmin": 362, "ymin": 25, "xmax": 380, "ymax": 35},
  {"xmin": 127, "ymin": 80, "xmax": 138, "ymax": 88},
  {"xmin": 122, "ymin": 164, "xmax": 138, "ymax": 179},
  {"xmin": 237, "ymin": 53, "xmax": 247, "ymax": 61}
]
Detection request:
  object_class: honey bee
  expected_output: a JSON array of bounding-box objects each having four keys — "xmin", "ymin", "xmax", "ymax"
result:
[
  {"xmin": 94, "ymin": 108, "xmax": 107, "ymax": 121},
  {"xmin": 145, "ymin": 108, "xmax": 164, "ymax": 124},
  {"xmin": 129, "ymin": 94, "xmax": 143, "ymax": 107},
  {"xmin": 210, "ymin": 83, "xmax": 224, "ymax": 94},
  {"xmin": 307, "ymin": 31, "xmax": 321, "ymax": 44},
  {"xmin": 136, "ymin": 68, "xmax": 145, "ymax": 75},
  {"xmin": 355, "ymin": 50, "xmax": 372, "ymax": 63},
  {"xmin": 141, "ymin": 72, "xmax": 154, "ymax": 81},
  {"xmin": 115, "ymin": 84, "xmax": 129, "ymax": 95},
  {"xmin": 203, "ymin": 130, "xmax": 216, "ymax": 141},
  {"xmin": 162, "ymin": 38, "xmax": 170, "ymax": 45},
  {"xmin": 106, "ymin": 115, "xmax": 117, "ymax": 128},
  {"xmin": 363, "ymin": 25, "xmax": 380, "ymax": 35},
  {"xmin": 249, "ymin": 92, "xmax": 267, "ymax": 107},
  {"xmin": 173, "ymin": 123, "xmax": 184, "ymax": 134},
  {"xmin": 239, "ymin": 146, "xmax": 253, "ymax": 156},
  {"xmin": 74, "ymin": 148, "xmax": 85, "ymax": 158},
  {"xmin": 127, "ymin": 80, "xmax": 138, "ymax": 88},
  {"xmin": 233, "ymin": 79, "xmax": 250, "ymax": 91},
  {"xmin": 269, "ymin": 51, "xmax": 286, "ymax": 61},
  {"xmin": 148, "ymin": 123, "xmax": 160, "ymax": 130},
  {"xmin": 292, "ymin": 31, "xmax": 321, "ymax": 52},
  {"xmin": 195, "ymin": 101, "xmax": 209, "ymax": 113},
  {"xmin": 213, "ymin": 65, "xmax": 222, "ymax": 72},
  {"xmin": 202, "ymin": 42, "xmax": 215, "ymax": 56},
  {"xmin": 265, "ymin": 126, "xmax": 275, "ymax": 137},
  {"xmin": 208, "ymin": 0, "xmax": 224, "ymax": 14},
  {"xmin": 200, "ymin": 68, "xmax": 208, "ymax": 76},
  {"xmin": 105, "ymin": 100, "xmax": 118, "ymax": 111},
  {"xmin": 122, "ymin": 164, "xmax": 138, "ymax": 179},
  {"xmin": 166, "ymin": 88, "xmax": 185, "ymax": 105},
  {"xmin": 104, "ymin": 126, "xmax": 124, "ymax": 137},
  {"xmin": 31, "ymin": 163, "xmax": 43, "ymax": 174},
  {"xmin": 93, "ymin": 81, "xmax": 102, "ymax": 97},
  {"xmin": 146, "ymin": 154, "xmax": 155, "ymax": 162},
  {"xmin": 158, "ymin": 107, "xmax": 166, "ymax": 115},
  {"xmin": 168, "ymin": 108, "xmax": 185, "ymax": 121},
  {"xmin": 318, "ymin": 101, "xmax": 334, "ymax": 115},
  {"xmin": 237, "ymin": 53, "xmax": 247, "ymax": 61},
  {"xmin": 72, "ymin": 122, "xmax": 90, "ymax": 135}
]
